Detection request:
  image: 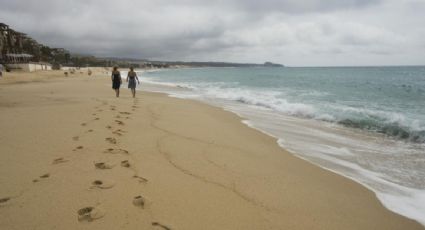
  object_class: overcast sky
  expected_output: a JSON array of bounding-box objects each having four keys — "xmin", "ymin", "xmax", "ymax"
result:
[{"xmin": 1, "ymin": 0, "xmax": 424, "ymax": 66}]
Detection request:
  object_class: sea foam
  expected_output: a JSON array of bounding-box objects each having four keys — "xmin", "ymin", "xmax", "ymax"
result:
[{"xmin": 139, "ymin": 66, "xmax": 425, "ymax": 226}]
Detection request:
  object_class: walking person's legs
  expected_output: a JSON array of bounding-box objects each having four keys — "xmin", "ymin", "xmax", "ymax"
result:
[{"xmin": 131, "ymin": 88, "xmax": 136, "ymax": 98}]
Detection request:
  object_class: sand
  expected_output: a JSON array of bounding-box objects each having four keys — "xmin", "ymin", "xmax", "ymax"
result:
[{"xmin": 0, "ymin": 69, "xmax": 423, "ymax": 230}]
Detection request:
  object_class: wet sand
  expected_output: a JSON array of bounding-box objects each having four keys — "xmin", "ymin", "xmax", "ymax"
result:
[{"xmin": 0, "ymin": 70, "xmax": 423, "ymax": 229}]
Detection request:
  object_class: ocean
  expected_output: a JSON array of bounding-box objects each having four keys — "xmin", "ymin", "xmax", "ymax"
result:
[{"xmin": 134, "ymin": 66, "xmax": 425, "ymax": 225}]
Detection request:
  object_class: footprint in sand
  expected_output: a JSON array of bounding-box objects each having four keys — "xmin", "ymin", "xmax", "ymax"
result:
[
  {"xmin": 112, "ymin": 129, "xmax": 125, "ymax": 136},
  {"xmin": 81, "ymin": 123, "xmax": 87, "ymax": 127},
  {"xmin": 106, "ymin": 125, "xmax": 112, "ymax": 129},
  {"xmin": 104, "ymin": 148, "xmax": 129, "ymax": 154},
  {"xmin": 40, "ymin": 173, "xmax": 50, "ymax": 178},
  {"xmin": 91, "ymin": 180, "xmax": 115, "ymax": 189},
  {"xmin": 132, "ymin": 195, "xmax": 145, "ymax": 208},
  {"xmin": 152, "ymin": 222, "xmax": 172, "ymax": 230},
  {"xmin": 94, "ymin": 162, "xmax": 114, "ymax": 169},
  {"xmin": 115, "ymin": 120, "xmax": 124, "ymax": 126},
  {"xmin": 0, "ymin": 197, "xmax": 11, "ymax": 205},
  {"xmin": 121, "ymin": 160, "xmax": 130, "ymax": 167},
  {"xmin": 105, "ymin": 137, "xmax": 117, "ymax": 144},
  {"xmin": 115, "ymin": 115, "xmax": 121, "ymax": 119},
  {"xmin": 72, "ymin": 136, "xmax": 79, "ymax": 141},
  {"xmin": 133, "ymin": 175, "xmax": 148, "ymax": 183},
  {"xmin": 112, "ymin": 131, "xmax": 122, "ymax": 136},
  {"xmin": 87, "ymin": 129, "xmax": 94, "ymax": 133},
  {"xmin": 52, "ymin": 157, "xmax": 68, "ymax": 164},
  {"xmin": 94, "ymin": 117, "xmax": 100, "ymax": 121},
  {"xmin": 77, "ymin": 206, "xmax": 105, "ymax": 222},
  {"xmin": 73, "ymin": 146, "xmax": 84, "ymax": 151},
  {"xmin": 119, "ymin": 112, "xmax": 131, "ymax": 115},
  {"xmin": 33, "ymin": 173, "xmax": 50, "ymax": 182}
]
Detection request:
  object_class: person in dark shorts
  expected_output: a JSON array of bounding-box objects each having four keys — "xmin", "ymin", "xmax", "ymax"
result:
[
  {"xmin": 111, "ymin": 66, "xmax": 122, "ymax": 97},
  {"xmin": 126, "ymin": 67, "xmax": 140, "ymax": 98}
]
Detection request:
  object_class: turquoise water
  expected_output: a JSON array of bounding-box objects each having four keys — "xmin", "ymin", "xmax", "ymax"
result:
[
  {"xmin": 139, "ymin": 66, "xmax": 425, "ymax": 225},
  {"xmin": 143, "ymin": 66, "xmax": 425, "ymax": 143}
]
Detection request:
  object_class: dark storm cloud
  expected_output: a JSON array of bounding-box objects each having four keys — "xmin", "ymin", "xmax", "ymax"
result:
[{"xmin": 0, "ymin": 0, "xmax": 424, "ymax": 65}]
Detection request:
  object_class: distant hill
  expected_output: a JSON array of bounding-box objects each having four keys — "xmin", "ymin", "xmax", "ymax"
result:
[
  {"xmin": 146, "ymin": 60, "xmax": 284, "ymax": 68},
  {"xmin": 264, "ymin": 62, "xmax": 284, "ymax": 67},
  {"xmin": 1, "ymin": 22, "xmax": 284, "ymax": 68},
  {"xmin": 84, "ymin": 58, "xmax": 285, "ymax": 68}
]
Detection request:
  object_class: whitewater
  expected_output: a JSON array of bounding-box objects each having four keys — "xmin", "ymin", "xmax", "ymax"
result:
[{"xmin": 134, "ymin": 66, "xmax": 425, "ymax": 225}]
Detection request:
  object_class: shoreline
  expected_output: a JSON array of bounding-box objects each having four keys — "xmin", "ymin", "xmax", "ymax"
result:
[
  {"xmin": 0, "ymin": 70, "xmax": 423, "ymax": 229},
  {"xmin": 138, "ymin": 67, "xmax": 425, "ymax": 226}
]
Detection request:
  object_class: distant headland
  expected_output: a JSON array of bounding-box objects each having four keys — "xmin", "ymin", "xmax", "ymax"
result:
[{"xmin": 0, "ymin": 22, "xmax": 283, "ymax": 70}]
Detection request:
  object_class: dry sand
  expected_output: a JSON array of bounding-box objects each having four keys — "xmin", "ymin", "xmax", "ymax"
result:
[{"xmin": 0, "ymin": 69, "xmax": 423, "ymax": 229}]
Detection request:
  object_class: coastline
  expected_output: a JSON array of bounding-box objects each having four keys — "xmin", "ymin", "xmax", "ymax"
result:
[
  {"xmin": 140, "ymin": 66, "xmax": 425, "ymax": 226},
  {"xmin": 0, "ymin": 70, "xmax": 423, "ymax": 229}
]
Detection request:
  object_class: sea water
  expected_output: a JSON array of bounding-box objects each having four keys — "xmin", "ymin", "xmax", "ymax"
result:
[{"xmin": 136, "ymin": 66, "xmax": 425, "ymax": 225}]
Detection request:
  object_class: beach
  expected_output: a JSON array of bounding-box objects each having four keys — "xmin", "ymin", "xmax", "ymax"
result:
[{"xmin": 0, "ymin": 70, "xmax": 423, "ymax": 230}]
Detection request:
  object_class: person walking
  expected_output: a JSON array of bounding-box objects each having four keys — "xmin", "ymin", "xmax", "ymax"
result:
[
  {"xmin": 126, "ymin": 67, "xmax": 140, "ymax": 98},
  {"xmin": 111, "ymin": 66, "xmax": 122, "ymax": 97},
  {"xmin": 0, "ymin": 64, "xmax": 4, "ymax": 78}
]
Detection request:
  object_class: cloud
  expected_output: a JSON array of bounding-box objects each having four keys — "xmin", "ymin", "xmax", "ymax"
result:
[
  {"xmin": 0, "ymin": 0, "xmax": 424, "ymax": 66},
  {"xmin": 225, "ymin": 0, "xmax": 382, "ymax": 14}
]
